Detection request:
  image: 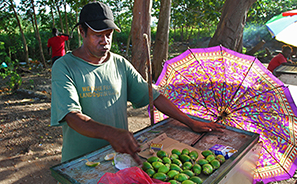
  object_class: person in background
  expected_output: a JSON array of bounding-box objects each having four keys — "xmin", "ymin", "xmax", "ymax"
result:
[
  {"xmin": 267, "ymin": 45, "xmax": 293, "ymax": 75},
  {"xmin": 47, "ymin": 28, "xmax": 70, "ymax": 65},
  {"xmin": 50, "ymin": 2, "xmax": 225, "ymax": 165}
]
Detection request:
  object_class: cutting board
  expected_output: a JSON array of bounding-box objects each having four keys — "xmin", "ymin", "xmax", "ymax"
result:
[{"xmin": 138, "ymin": 133, "xmax": 203, "ymax": 160}]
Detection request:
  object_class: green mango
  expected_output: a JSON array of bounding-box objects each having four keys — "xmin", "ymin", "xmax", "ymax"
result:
[
  {"xmin": 181, "ymin": 169, "xmax": 194, "ymax": 177},
  {"xmin": 180, "ymin": 154, "xmax": 191, "ymax": 163},
  {"xmin": 167, "ymin": 170, "xmax": 180, "ymax": 179},
  {"xmin": 172, "ymin": 158, "xmax": 183, "ymax": 167},
  {"xmin": 192, "ymin": 163, "xmax": 201, "ymax": 175},
  {"xmin": 158, "ymin": 165, "xmax": 170, "ymax": 174},
  {"xmin": 202, "ymin": 163, "xmax": 214, "ymax": 175},
  {"xmin": 182, "ymin": 161, "xmax": 192, "ymax": 170},
  {"xmin": 216, "ymin": 155, "xmax": 226, "ymax": 164},
  {"xmin": 181, "ymin": 148, "xmax": 190, "ymax": 155},
  {"xmin": 170, "ymin": 163, "xmax": 183, "ymax": 172},
  {"xmin": 201, "ymin": 150, "xmax": 214, "ymax": 158},
  {"xmin": 206, "ymin": 154, "xmax": 215, "ymax": 162},
  {"xmin": 163, "ymin": 157, "xmax": 172, "ymax": 164},
  {"xmin": 153, "ymin": 172, "xmax": 167, "ymax": 181},
  {"xmin": 142, "ymin": 161, "xmax": 153, "ymax": 171},
  {"xmin": 147, "ymin": 156, "xmax": 162, "ymax": 163},
  {"xmin": 170, "ymin": 153, "xmax": 179, "ymax": 160},
  {"xmin": 197, "ymin": 158, "xmax": 208, "ymax": 166},
  {"xmin": 157, "ymin": 150, "xmax": 168, "ymax": 159},
  {"xmin": 193, "ymin": 168, "xmax": 201, "ymax": 175},
  {"xmin": 192, "ymin": 164, "xmax": 201, "ymax": 171},
  {"xmin": 210, "ymin": 159, "xmax": 221, "ymax": 169},
  {"xmin": 145, "ymin": 168, "xmax": 155, "ymax": 177},
  {"xmin": 171, "ymin": 149, "xmax": 182, "ymax": 156},
  {"xmin": 190, "ymin": 176, "xmax": 203, "ymax": 184},
  {"xmin": 181, "ymin": 180, "xmax": 195, "ymax": 184},
  {"xmin": 189, "ymin": 150, "xmax": 198, "ymax": 160},
  {"xmin": 152, "ymin": 161, "xmax": 164, "ymax": 170},
  {"xmin": 174, "ymin": 173, "xmax": 189, "ymax": 182},
  {"xmin": 168, "ymin": 180, "xmax": 179, "ymax": 184}
]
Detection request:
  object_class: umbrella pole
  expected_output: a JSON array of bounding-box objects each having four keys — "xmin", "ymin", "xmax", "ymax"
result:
[{"xmin": 143, "ymin": 33, "xmax": 154, "ymax": 126}]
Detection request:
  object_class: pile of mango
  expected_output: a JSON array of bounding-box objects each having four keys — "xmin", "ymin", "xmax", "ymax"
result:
[{"xmin": 142, "ymin": 148, "xmax": 226, "ymax": 184}]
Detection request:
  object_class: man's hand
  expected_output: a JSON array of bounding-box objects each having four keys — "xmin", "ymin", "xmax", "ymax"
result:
[
  {"xmin": 65, "ymin": 112, "xmax": 142, "ymax": 166},
  {"xmin": 187, "ymin": 120, "xmax": 225, "ymax": 133},
  {"xmin": 107, "ymin": 128, "xmax": 142, "ymax": 166},
  {"xmin": 154, "ymin": 94, "xmax": 226, "ymax": 133}
]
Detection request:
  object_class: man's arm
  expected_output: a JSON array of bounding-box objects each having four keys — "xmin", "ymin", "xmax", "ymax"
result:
[
  {"xmin": 59, "ymin": 33, "xmax": 72, "ymax": 39},
  {"xmin": 64, "ymin": 111, "xmax": 142, "ymax": 165},
  {"xmin": 153, "ymin": 94, "xmax": 225, "ymax": 132},
  {"xmin": 47, "ymin": 47, "xmax": 51, "ymax": 56}
]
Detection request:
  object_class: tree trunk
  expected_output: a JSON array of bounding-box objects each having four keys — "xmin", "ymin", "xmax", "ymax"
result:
[
  {"xmin": 181, "ymin": 26, "xmax": 184, "ymax": 42},
  {"xmin": 187, "ymin": 26, "xmax": 193, "ymax": 42},
  {"xmin": 56, "ymin": 1, "xmax": 64, "ymax": 33},
  {"xmin": 9, "ymin": 0, "xmax": 29, "ymax": 64},
  {"xmin": 185, "ymin": 27, "xmax": 188, "ymax": 42},
  {"xmin": 208, "ymin": 0, "xmax": 256, "ymax": 52},
  {"xmin": 131, "ymin": 0, "xmax": 152, "ymax": 78},
  {"xmin": 173, "ymin": 26, "xmax": 176, "ymax": 40},
  {"xmin": 152, "ymin": 0, "xmax": 171, "ymax": 81},
  {"xmin": 76, "ymin": 10, "xmax": 81, "ymax": 47},
  {"xmin": 64, "ymin": 2, "xmax": 70, "ymax": 50},
  {"xmin": 30, "ymin": 0, "xmax": 46, "ymax": 68},
  {"xmin": 126, "ymin": 30, "xmax": 132, "ymax": 58},
  {"xmin": 50, "ymin": 6, "xmax": 55, "ymax": 28},
  {"xmin": 29, "ymin": 14, "xmax": 36, "ymax": 57}
]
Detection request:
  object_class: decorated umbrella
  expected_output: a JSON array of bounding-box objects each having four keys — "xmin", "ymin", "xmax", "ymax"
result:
[
  {"xmin": 154, "ymin": 45, "xmax": 297, "ymax": 183},
  {"xmin": 265, "ymin": 9, "xmax": 297, "ymax": 47}
]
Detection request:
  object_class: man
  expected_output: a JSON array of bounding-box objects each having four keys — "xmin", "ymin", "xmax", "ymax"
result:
[
  {"xmin": 47, "ymin": 28, "xmax": 70, "ymax": 65},
  {"xmin": 51, "ymin": 2, "xmax": 225, "ymax": 165},
  {"xmin": 267, "ymin": 45, "xmax": 293, "ymax": 75}
]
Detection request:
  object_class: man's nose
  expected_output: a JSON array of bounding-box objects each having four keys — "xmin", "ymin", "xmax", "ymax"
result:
[{"xmin": 100, "ymin": 35, "xmax": 108, "ymax": 45}]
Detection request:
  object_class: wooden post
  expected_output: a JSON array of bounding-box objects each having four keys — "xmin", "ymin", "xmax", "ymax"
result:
[
  {"xmin": 246, "ymin": 40, "xmax": 266, "ymax": 55},
  {"xmin": 131, "ymin": 0, "xmax": 152, "ymax": 78},
  {"xmin": 143, "ymin": 33, "xmax": 154, "ymax": 126}
]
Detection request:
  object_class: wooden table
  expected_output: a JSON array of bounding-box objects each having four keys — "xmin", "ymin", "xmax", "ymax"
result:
[
  {"xmin": 50, "ymin": 117, "xmax": 261, "ymax": 184},
  {"xmin": 275, "ymin": 64, "xmax": 297, "ymax": 85}
]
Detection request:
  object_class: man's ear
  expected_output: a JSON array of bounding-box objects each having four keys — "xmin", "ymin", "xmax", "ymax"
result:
[{"xmin": 78, "ymin": 25, "xmax": 85, "ymax": 37}]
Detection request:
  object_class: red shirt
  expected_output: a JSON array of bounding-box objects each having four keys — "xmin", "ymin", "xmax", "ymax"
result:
[
  {"xmin": 267, "ymin": 53, "xmax": 287, "ymax": 73},
  {"xmin": 47, "ymin": 35, "xmax": 69, "ymax": 58}
]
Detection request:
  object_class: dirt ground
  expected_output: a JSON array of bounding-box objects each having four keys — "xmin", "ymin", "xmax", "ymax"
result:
[
  {"xmin": 0, "ymin": 69, "xmax": 152, "ymax": 184},
  {"xmin": 1, "ymin": 40, "xmax": 297, "ymax": 184}
]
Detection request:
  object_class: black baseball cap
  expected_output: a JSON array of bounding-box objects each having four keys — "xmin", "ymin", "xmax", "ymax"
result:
[{"xmin": 75, "ymin": 2, "xmax": 121, "ymax": 33}]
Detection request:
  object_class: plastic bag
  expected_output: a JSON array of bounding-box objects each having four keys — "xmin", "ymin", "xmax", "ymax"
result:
[
  {"xmin": 98, "ymin": 166, "xmax": 170, "ymax": 184},
  {"xmin": 114, "ymin": 153, "xmax": 138, "ymax": 170}
]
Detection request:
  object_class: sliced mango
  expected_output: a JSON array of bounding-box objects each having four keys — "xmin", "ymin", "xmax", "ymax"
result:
[
  {"xmin": 85, "ymin": 161, "xmax": 100, "ymax": 167},
  {"xmin": 104, "ymin": 152, "xmax": 116, "ymax": 161}
]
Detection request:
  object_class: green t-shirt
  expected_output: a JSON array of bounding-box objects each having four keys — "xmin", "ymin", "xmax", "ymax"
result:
[{"xmin": 51, "ymin": 52, "xmax": 160, "ymax": 162}]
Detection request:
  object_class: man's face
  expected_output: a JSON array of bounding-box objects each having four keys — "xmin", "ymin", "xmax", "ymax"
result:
[
  {"xmin": 82, "ymin": 27, "xmax": 113, "ymax": 60},
  {"xmin": 283, "ymin": 49, "xmax": 292, "ymax": 58}
]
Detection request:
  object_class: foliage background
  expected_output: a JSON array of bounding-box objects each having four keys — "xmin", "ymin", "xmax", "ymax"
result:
[{"xmin": 0, "ymin": 0, "xmax": 296, "ymax": 87}]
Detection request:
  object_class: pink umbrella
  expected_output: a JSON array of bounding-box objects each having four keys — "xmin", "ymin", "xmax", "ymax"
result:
[{"xmin": 154, "ymin": 46, "xmax": 297, "ymax": 183}]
